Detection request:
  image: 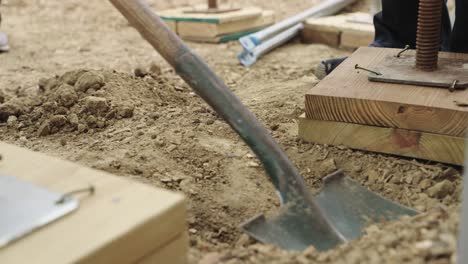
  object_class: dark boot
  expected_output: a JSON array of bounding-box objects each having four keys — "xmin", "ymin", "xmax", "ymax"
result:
[{"xmin": 449, "ymin": 0, "xmax": 468, "ymax": 52}]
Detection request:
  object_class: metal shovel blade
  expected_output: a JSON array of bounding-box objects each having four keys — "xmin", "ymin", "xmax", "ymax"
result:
[{"xmin": 241, "ymin": 170, "xmax": 419, "ymax": 251}]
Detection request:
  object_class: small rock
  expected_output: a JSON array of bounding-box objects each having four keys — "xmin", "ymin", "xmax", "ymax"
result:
[
  {"xmin": 134, "ymin": 67, "xmax": 149, "ymax": 78},
  {"xmin": 0, "ymin": 102, "xmax": 23, "ymax": 122},
  {"xmin": 116, "ymin": 104, "xmax": 134, "ymax": 119},
  {"xmin": 320, "ymin": 158, "xmax": 337, "ymax": 174},
  {"xmin": 68, "ymin": 113, "xmax": 79, "ymax": 126},
  {"xmin": 74, "ymin": 71, "xmax": 105, "ymax": 93},
  {"xmin": 367, "ymin": 170, "xmax": 381, "ymax": 184},
  {"xmin": 247, "ymin": 161, "xmax": 260, "ymax": 168},
  {"xmin": 49, "ymin": 115, "xmax": 68, "ymax": 129},
  {"xmin": 60, "ymin": 70, "xmax": 88, "ymax": 85},
  {"xmin": 84, "ymin": 96, "xmax": 109, "ymax": 116},
  {"xmin": 160, "ymin": 177, "xmax": 172, "ymax": 183},
  {"xmin": 166, "ymin": 144, "xmax": 177, "ymax": 152},
  {"xmin": 60, "ymin": 138, "xmax": 67, "ymax": 146},
  {"xmin": 37, "ymin": 122, "xmax": 51, "ymax": 136},
  {"xmin": 235, "ymin": 234, "xmax": 251, "ymax": 248},
  {"xmin": 6, "ymin": 115, "xmax": 17, "ymax": 125},
  {"xmin": 427, "ymin": 180, "xmax": 455, "ymax": 199},
  {"xmin": 77, "ymin": 123, "xmax": 87, "ymax": 133},
  {"xmin": 419, "ymin": 179, "xmax": 433, "ymax": 190},
  {"xmin": 270, "ymin": 124, "xmax": 279, "ymax": 131},
  {"xmin": 149, "ymin": 62, "xmax": 162, "ymax": 76},
  {"xmin": 54, "ymin": 84, "xmax": 78, "ymax": 107},
  {"xmin": 198, "ymin": 253, "xmax": 221, "ymax": 264},
  {"xmin": 189, "ymin": 228, "xmax": 197, "ymax": 234}
]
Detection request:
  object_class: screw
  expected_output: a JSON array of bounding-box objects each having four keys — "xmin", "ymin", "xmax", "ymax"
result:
[
  {"xmin": 355, "ymin": 64, "xmax": 382, "ymax": 76},
  {"xmin": 56, "ymin": 185, "xmax": 95, "ymax": 204},
  {"xmin": 395, "ymin": 45, "xmax": 411, "ymax": 58}
]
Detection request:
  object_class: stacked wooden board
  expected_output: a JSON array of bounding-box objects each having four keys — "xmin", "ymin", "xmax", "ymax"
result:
[
  {"xmin": 159, "ymin": 6, "xmax": 275, "ymax": 43},
  {"xmin": 300, "ymin": 47, "xmax": 467, "ymax": 165},
  {"xmin": 301, "ymin": 12, "xmax": 375, "ymax": 49},
  {"xmin": 0, "ymin": 142, "xmax": 188, "ymax": 264}
]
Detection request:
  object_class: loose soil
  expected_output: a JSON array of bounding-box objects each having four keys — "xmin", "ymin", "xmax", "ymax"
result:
[{"xmin": 0, "ymin": 0, "xmax": 463, "ymax": 263}]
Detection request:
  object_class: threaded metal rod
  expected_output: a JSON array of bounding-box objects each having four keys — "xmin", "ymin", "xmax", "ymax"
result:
[
  {"xmin": 416, "ymin": 0, "xmax": 443, "ymax": 71},
  {"xmin": 208, "ymin": 0, "xmax": 218, "ymax": 9}
]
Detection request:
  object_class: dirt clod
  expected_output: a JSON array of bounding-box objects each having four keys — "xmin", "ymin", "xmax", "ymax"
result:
[{"xmin": 427, "ymin": 180, "xmax": 455, "ymax": 199}]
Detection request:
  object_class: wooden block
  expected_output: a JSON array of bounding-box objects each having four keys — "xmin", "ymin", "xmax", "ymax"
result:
[
  {"xmin": 302, "ymin": 12, "xmax": 374, "ymax": 48},
  {"xmin": 158, "ymin": 6, "xmax": 263, "ymax": 24},
  {"xmin": 181, "ymin": 27, "xmax": 266, "ymax": 43},
  {"xmin": 305, "ymin": 47, "xmax": 468, "ymax": 137},
  {"xmin": 138, "ymin": 233, "xmax": 188, "ymax": 264},
  {"xmin": 178, "ymin": 10, "xmax": 274, "ymax": 38},
  {"xmin": 165, "ymin": 20, "xmax": 177, "ymax": 32},
  {"xmin": 0, "ymin": 142, "xmax": 187, "ymax": 264},
  {"xmin": 299, "ymin": 115, "xmax": 465, "ymax": 165}
]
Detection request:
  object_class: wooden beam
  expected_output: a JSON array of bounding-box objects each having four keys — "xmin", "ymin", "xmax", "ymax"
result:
[
  {"xmin": 301, "ymin": 12, "xmax": 374, "ymax": 48},
  {"xmin": 208, "ymin": 0, "xmax": 218, "ymax": 9},
  {"xmin": 158, "ymin": 6, "xmax": 262, "ymax": 24},
  {"xmin": 0, "ymin": 142, "xmax": 187, "ymax": 264},
  {"xmin": 177, "ymin": 10, "xmax": 274, "ymax": 38},
  {"xmin": 299, "ymin": 115, "xmax": 465, "ymax": 165},
  {"xmin": 306, "ymin": 47, "xmax": 468, "ymax": 137}
]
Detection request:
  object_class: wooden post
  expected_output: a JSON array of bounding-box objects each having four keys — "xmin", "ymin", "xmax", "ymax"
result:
[{"xmin": 208, "ymin": 0, "xmax": 218, "ymax": 9}]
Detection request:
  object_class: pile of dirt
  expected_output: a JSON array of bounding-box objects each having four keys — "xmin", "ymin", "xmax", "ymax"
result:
[
  {"xmin": 196, "ymin": 206, "xmax": 460, "ymax": 264},
  {"xmin": 0, "ymin": 67, "xmax": 190, "ymax": 137}
]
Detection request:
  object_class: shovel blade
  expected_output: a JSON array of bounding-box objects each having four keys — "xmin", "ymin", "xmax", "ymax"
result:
[{"xmin": 241, "ymin": 170, "xmax": 419, "ymax": 251}]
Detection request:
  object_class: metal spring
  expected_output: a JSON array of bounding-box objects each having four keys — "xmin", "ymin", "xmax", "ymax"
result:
[{"xmin": 416, "ymin": 0, "xmax": 443, "ymax": 71}]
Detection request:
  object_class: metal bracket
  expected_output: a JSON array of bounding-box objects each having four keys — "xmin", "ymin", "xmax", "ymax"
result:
[{"xmin": 368, "ymin": 54, "xmax": 468, "ymax": 90}]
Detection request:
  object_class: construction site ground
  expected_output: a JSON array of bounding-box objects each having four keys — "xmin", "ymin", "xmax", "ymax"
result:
[{"xmin": 0, "ymin": 0, "xmax": 462, "ymax": 263}]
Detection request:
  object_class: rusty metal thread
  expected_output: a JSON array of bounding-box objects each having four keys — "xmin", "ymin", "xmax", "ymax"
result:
[
  {"xmin": 416, "ymin": 0, "xmax": 443, "ymax": 71},
  {"xmin": 208, "ymin": 0, "xmax": 218, "ymax": 9}
]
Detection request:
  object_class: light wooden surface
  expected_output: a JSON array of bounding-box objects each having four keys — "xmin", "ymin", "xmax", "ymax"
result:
[
  {"xmin": 158, "ymin": 6, "xmax": 262, "ymax": 24},
  {"xmin": 306, "ymin": 47, "xmax": 468, "ymax": 137},
  {"xmin": 178, "ymin": 10, "xmax": 274, "ymax": 38},
  {"xmin": 138, "ymin": 233, "xmax": 188, "ymax": 264},
  {"xmin": 299, "ymin": 115, "xmax": 465, "ymax": 165},
  {"xmin": 165, "ymin": 20, "xmax": 177, "ymax": 32},
  {"xmin": 302, "ymin": 12, "xmax": 374, "ymax": 48},
  {"xmin": 0, "ymin": 142, "xmax": 187, "ymax": 264},
  {"xmin": 181, "ymin": 28, "xmax": 263, "ymax": 43}
]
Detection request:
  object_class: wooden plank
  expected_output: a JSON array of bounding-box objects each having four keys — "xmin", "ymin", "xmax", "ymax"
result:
[
  {"xmin": 298, "ymin": 115, "xmax": 465, "ymax": 165},
  {"xmin": 181, "ymin": 27, "xmax": 266, "ymax": 43},
  {"xmin": 305, "ymin": 47, "xmax": 468, "ymax": 137},
  {"xmin": 0, "ymin": 142, "xmax": 187, "ymax": 264},
  {"xmin": 178, "ymin": 10, "xmax": 274, "ymax": 38},
  {"xmin": 301, "ymin": 12, "xmax": 374, "ymax": 48},
  {"xmin": 158, "ymin": 6, "xmax": 262, "ymax": 24},
  {"xmin": 164, "ymin": 20, "xmax": 177, "ymax": 32},
  {"xmin": 138, "ymin": 233, "xmax": 188, "ymax": 264}
]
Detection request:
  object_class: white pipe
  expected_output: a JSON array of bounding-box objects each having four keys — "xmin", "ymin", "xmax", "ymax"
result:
[{"xmin": 239, "ymin": 0, "xmax": 357, "ymax": 52}]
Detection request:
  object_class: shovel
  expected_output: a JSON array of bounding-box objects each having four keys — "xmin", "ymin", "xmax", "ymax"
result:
[{"xmin": 109, "ymin": 0, "xmax": 419, "ymax": 251}]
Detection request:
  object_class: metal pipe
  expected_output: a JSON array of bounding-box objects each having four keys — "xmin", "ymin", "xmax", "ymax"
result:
[
  {"xmin": 239, "ymin": 0, "xmax": 356, "ymax": 52},
  {"xmin": 370, "ymin": 0, "xmax": 382, "ymax": 15},
  {"xmin": 238, "ymin": 23, "xmax": 304, "ymax": 67}
]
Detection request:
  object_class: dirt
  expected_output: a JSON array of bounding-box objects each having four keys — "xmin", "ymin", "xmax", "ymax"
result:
[{"xmin": 0, "ymin": 0, "xmax": 463, "ymax": 263}]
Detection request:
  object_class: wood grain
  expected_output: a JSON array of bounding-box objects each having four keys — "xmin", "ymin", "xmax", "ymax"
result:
[
  {"xmin": 138, "ymin": 233, "xmax": 188, "ymax": 264},
  {"xmin": 306, "ymin": 47, "xmax": 468, "ymax": 137},
  {"xmin": 178, "ymin": 10, "xmax": 274, "ymax": 38},
  {"xmin": 301, "ymin": 12, "xmax": 374, "ymax": 48},
  {"xmin": 0, "ymin": 142, "xmax": 187, "ymax": 264},
  {"xmin": 299, "ymin": 115, "xmax": 465, "ymax": 165},
  {"xmin": 158, "ymin": 6, "xmax": 263, "ymax": 24}
]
